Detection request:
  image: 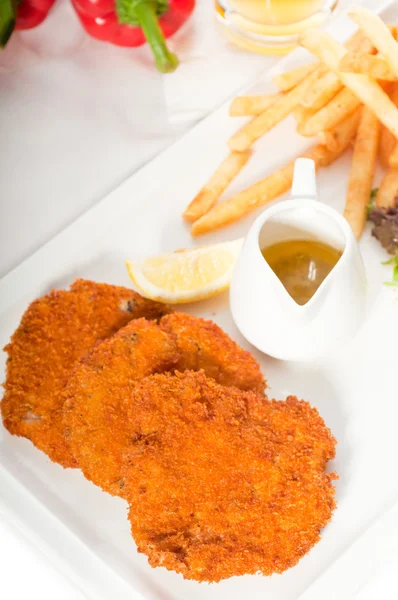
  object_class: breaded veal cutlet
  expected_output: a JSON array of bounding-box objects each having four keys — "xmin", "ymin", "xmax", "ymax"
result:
[
  {"xmin": 63, "ymin": 312, "xmax": 265, "ymax": 496},
  {"xmin": 63, "ymin": 318, "xmax": 179, "ymax": 494},
  {"xmin": 123, "ymin": 371, "xmax": 337, "ymax": 582},
  {"xmin": 1, "ymin": 279, "xmax": 170, "ymax": 467}
]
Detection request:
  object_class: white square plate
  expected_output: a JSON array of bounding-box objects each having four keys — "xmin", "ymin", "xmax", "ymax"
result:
[{"xmin": 1, "ymin": 2, "xmax": 398, "ymax": 598}]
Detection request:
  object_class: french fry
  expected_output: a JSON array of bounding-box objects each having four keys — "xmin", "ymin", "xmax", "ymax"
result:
[
  {"xmin": 339, "ymin": 52, "xmax": 396, "ymax": 80},
  {"xmin": 183, "ymin": 151, "xmax": 251, "ymax": 223},
  {"xmin": 293, "ymin": 105, "xmax": 316, "ymax": 126},
  {"xmin": 388, "ymin": 143, "xmax": 398, "ymax": 168},
  {"xmin": 301, "ymin": 30, "xmax": 374, "ymax": 112},
  {"xmin": 348, "ymin": 7, "xmax": 398, "ymax": 78},
  {"xmin": 379, "ymin": 124, "xmax": 397, "ymax": 167},
  {"xmin": 345, "ymin": 28, "xmax": 375, "ymax": 54},
  {"xmin": 301, "ymin": 71, "xmax": 343, "ymax": 111},
  {"xmin": 344, "ymin": 106, "xmax": 380, "ymax": 239},
  {"xmin": 300, "ymin": 29, "xmax": 398, "ymax": 139},
  {"xmin": 229, "ymin": 94, "xmax": 280, "ymax": 117},
  {"xmin": 307, "ymin": 109, "xmax": 361, "ymax": 167},
  {"xmin": 191, "ymin": 162, "xmax": 295, "ymax": 236},
  {"xmin": 248, "ymin": 30, "xmax": 372, "ymax": 114},
  {"xmin": 378, "ymin": 83, "xmax": 398, "ymax": 167},
  {"xmin": 272, "ymin": 62, "xmax": 318, "ymax": 92},
  {"xmin": 317, "ymin": 130, "xmax": 340, "ymax": 152},
  {"xmin": 387, "ymin": 82, "xmax": 398, "ymax": 168},
  {"xmin": 191, "ymin": 111, "xmax": 360, "ymax": 236},
  {"xmin": 376, "ymin": 167, "xmax": 398, "ymax": 208},
  {"xmin": 228, "ymin": 71, "xmax": 319, "ymax": 152},
  {"xmin": 298, "ymin": 87, "xmax": 360, "ymax": 136}
]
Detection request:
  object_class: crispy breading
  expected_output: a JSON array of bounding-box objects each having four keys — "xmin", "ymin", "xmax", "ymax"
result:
[
  {"xmin": 159, "ymin": 313, "xmax": 265, "ymax": 394},
  {"xmin": 63, "ymin": 318, "xmax": 179, "ymax": 495},
  {"xmin": 123, "ymin": 371, "xmax": 337, "ymax": 582},
  {"xmin": 1, "ymin": 280, "xmax": 170, "ymax": 467},
  {"xmin": 63, "ymin": 313, "xmax": 266, "ymax": 495}
]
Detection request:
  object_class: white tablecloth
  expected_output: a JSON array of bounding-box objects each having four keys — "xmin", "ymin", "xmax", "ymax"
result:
[{"xmin": 0, "ymin": 0, "xmax": 271, "ymax": 278}]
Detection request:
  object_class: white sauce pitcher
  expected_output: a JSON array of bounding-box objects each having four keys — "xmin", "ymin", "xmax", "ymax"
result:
[{"xmin": 230, "ymin": 158, "xmax": 367, "ymax": 361}]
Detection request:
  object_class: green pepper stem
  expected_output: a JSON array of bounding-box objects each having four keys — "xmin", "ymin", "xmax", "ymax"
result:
[
  {"xmin": 134, "ymin": 1, "xmax": 179, "ymax": 73},
  {"xmin": 0, "ymin": 0, "xmax": 17, "ymax": 48}
]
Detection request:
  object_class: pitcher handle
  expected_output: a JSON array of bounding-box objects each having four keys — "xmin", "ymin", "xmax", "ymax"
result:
[{"xmin": 291, "ymin": 158, "xmax": 317, "ymax": 201}]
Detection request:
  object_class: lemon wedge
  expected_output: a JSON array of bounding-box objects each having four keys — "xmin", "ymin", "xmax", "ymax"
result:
[{"xmin": 126, "ymin": 239, "xmax": 244, "ymax": 304}]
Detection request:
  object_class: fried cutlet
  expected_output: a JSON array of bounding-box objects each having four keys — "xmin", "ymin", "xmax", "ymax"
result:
[
  {"xmin": 159, "ymin": 313, "xmax": 265, "ymax": 394},
  {"xmin": 63, "ymin": 313, "xmax": 266, "ymax": 494},
  {"xmin": 1, "ymin": 280, "xmax": 170, "ymax": 467},
  {"xmin": 63, "ymin": 318, "xmax": 179, "ymax": 495},
  {"xmin": 122, "ymin": 371, "xmax": 337, "ymax": 582}
]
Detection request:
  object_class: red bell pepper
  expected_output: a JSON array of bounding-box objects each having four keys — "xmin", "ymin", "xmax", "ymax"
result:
[
  {"xmin": 0, "ymin": 0, "xmax": 56, "ymax": 47},
  {"xmin": 71, "ymin": 0, "xmax": 195, "ymax": 73}
]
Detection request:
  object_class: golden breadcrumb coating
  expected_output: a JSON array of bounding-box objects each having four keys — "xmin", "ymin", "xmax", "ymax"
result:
[
  {"xmin": 63, "ymin": 318, "xmax": 179, "ymax": 493},
  {"xmin": 160, "ymin": 313, "xmax": 265, "ymax": 394},
  {"xmin": 123, "ymin": 371, "xmax": 336, "ymax": 582},
  {"xmin": 1, "ymin": 280, "xmax": 170, "ymax": 466},
  {"xmin": 63, "ymin": 313, "xmax": 266, "ymax": 495}
]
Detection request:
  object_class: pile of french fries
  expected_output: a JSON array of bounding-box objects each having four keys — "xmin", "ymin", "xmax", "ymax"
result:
[{"xmin": 183, "ymin": 6, "xmax": 398, "ymax": 240}]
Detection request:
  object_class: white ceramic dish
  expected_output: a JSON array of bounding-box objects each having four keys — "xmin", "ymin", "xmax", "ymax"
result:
[
  {"xmin": 1, "ymin": 2, "xmax": 398, "ymax": 598},
  {"xmin": 230, "ymin": 159, "xmax": 367, "ymax": 361}
]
